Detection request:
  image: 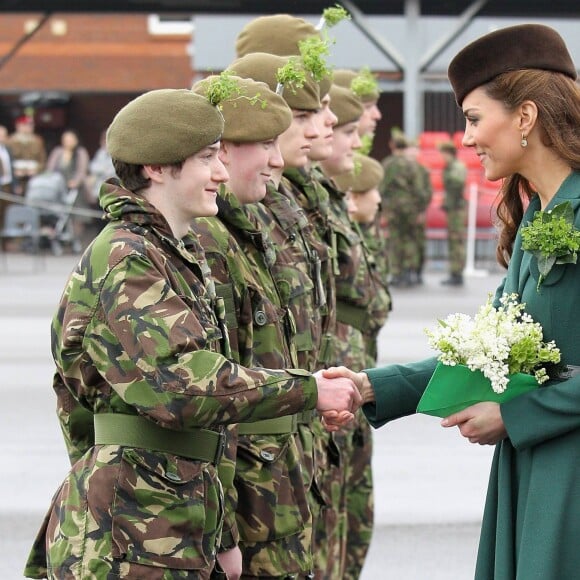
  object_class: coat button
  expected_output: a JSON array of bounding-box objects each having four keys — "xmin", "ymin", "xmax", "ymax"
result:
[
  {"xmin": 254, "ymin": 310, "xmax": 267, "ymax": 326},
  {"xmin": 260, "ymin": 450, "xmax": 276, "ymax": 462},
  {"xmin": 166, "ymin": 472, "xmax": 182, "ymax": 482}
]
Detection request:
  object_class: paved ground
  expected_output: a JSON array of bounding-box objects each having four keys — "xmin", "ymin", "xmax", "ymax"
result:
[{"xmin": 0, "ymin": 252, "xmax": 505, "ymax": 579}]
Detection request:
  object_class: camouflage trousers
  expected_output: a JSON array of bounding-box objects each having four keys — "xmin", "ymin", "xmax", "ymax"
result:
[
  {"xmin": 310, "ymin": 322, "xmax": 373, "ymax": 579},
  {"xmin": 445, "ymin": 208, "xmax": 466, "ymax": 275},
  {"xmin": 384, "ymin": 211, "xmax": 422, "ymax": 276}
]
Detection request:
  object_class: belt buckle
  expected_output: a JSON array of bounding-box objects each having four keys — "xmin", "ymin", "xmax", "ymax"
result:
[{"xmin": 214, "ymin": 430, "xmax": 226, "ymax": 464}]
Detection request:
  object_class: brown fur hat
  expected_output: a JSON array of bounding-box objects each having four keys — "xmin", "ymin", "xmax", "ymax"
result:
[{"xmin": 448, "ymin": 24, "xmax": 577, "ymax": 105}]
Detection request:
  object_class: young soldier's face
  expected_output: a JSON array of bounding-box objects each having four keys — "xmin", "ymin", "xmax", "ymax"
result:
[
  {"xmin": 321, "ymin": 121, "xmax": 362, "ymax": 177},
  {"xmin": 220, "ymin": 139, "xmax": 283, "ymax": 203},
  {"xmin": 350, "ymin": 188, "xmax": 382, "ymax": 224},
  {"xmin": 172, "ymin": 143, "xmax": 228, "ymax": 218},
  {"xmin": 358, "ymin": 99, "xmax": 382, "ymax": 136},
  {"xmin": 309, "ymin": 94, "xmax": 338, "ymax": 162},
  {"xmin": 278, "ymin": 109, "xmax": 320, "ymax": 168}
]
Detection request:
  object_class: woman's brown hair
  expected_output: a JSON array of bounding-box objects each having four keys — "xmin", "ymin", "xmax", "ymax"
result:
[{"xmin": 482, "ymin": 70, "xmax": 580, "ymax": 267}]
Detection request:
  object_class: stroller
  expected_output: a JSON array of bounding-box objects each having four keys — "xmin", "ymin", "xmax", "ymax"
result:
[{"xmin": 24, "ymin": 171, "xmax": 80, "ymax": 255}]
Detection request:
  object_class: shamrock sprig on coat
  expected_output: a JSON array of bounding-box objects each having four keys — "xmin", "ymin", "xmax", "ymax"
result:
[{"xmin": 521, "ymin": 200, "xmax": 580, "ymax": 290}]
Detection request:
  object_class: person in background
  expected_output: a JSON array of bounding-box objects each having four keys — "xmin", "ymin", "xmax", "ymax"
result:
[
  {"xmin": 46, "ymin": 129, "xmax": 90, "ymax": 250},
  {"xmin": 83, "ymin": 129, "xmax": 114, "ymax": 240},
  {"xmin": 0, "ymin": 124, "xmax": 14, "ymax": 226},
  {"xmin": 334, "ymin": 152, "xmax": 392, "ymax": 369},
  {"xmin": 7, "ymin": 115, "xmax": 46, "ymax": 195},
  {"xmin": 323, "ymin": 23, "xmax": 580, "ymax": 580},
  {"xmin": 405, "ymin": 142, "xmax": 433, "ymax": 285},
  {"xmin": 438, "ymin": 140, "xmax": 468, "ymax": 286},
  {"xmin": 23, "ymin": 88, "xmax": 360, "ymax": 580},
  {"xmin": 379, "ymin": 129, "xmax": 426, "ymax": 288}
]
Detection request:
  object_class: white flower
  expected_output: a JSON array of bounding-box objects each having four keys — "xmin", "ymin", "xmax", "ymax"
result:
[{"xmin": 425, "ymin": 293, "xmax": 561, "ymax": 394}]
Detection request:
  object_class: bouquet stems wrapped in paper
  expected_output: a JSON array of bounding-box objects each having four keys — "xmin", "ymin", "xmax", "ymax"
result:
[{"xmin": 417, "ymin": 293, "xmax": 560, "ymax": 418}]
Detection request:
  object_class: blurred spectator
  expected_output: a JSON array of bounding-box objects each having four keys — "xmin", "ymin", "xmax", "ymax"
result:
[
  {"xmin": 85, "ymin": 130, "xmax": 115, "ymax": 206},
  {"xmin": 7, "ymin": 115, "xmax": 46, "ymax": 195},
  {"xmin": 405, "ymin": 143, "xmax": 433, "ymax": 285},
  {"xmin": 438, "ymin": 140, "xmax": 467, "ymax": 286},
  {"xmin": 82, "ymin": 130, "xmax": 113, "ymax": 240},
  {"xmin": 379, "ymin": 129, "xmax": 426, "ymax": 287},
  {"xmin": 46, "ymin": 129, "xmax": 90, "ymax": 251},
  {"xmin": 0, "ymin": 124, "xmax": 15, "ymax": 226}
]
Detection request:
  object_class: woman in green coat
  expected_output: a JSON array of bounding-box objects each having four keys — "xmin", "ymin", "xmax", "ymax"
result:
[{"xmin": 322, "ymin": 24, "xmax": 580, "ymax": 580}]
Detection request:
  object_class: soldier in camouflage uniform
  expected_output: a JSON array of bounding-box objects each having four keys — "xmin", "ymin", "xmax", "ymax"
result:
[
  {"xmin": 334, "ymin": 153, "xmax": 392, "ymax": 369},
  {"xmin": 23, "ymin": 89, "xmax": 360, "ymax": 580},
  {"xmin": 405, "ymin": 145, "xmax": 434, "ymax": 285},
  {"xmin": 317, "ymin": 85, "xmax": 383, "ymax": 580},
  {"xmin": 379, "ymin": 131, "xmax": 427, "ymax": 288},
  {"xmin": 220, "ymin": 52, "xmax": 334, "ymax": 579},
  {"xmin": 439, "ymin": 141, "xmax": 468, "ymax": 286},
  {"xmin": 192, "ymin": 73, "xmax": 317, "ymax": 580}
]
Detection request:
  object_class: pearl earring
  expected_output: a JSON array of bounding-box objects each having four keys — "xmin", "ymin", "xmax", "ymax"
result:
[{"xmin": 521, "ymin": 134, "xmax": 528, "ymax": 148}]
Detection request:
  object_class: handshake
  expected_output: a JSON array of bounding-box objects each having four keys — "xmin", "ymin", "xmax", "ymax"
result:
[{"xmin": 313, "ymin": 366, "xmax": 374, "ymax": 431}]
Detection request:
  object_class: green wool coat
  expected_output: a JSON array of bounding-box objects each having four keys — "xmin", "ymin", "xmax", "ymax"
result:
[{"xmin": 364, "ymin": 171, "xmax": 580, "ymax": 579}]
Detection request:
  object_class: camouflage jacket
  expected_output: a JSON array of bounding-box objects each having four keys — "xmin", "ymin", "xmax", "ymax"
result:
[
  {"xmin": 195, "ymin": 185, "xmax": 315, "ymax": 575},
  {"xmin": 442, "ymin": 158, "xmax": 468, "ymax": 211},
  {"xmin": 358, "ymin": 221, "xmax": 392, "ymax": 366},
  {"xmin": 316, "ymin": 170, "xmax": 377, "ymax": 371},
  {"xmin": 283, "ymin": 167, "xmax": 337, "ymax": 368},
  {"xmin": 380, "ymin": 154, "xmax": 425, "ymax": 217},
  {"xmin": 24, "ymin": 179, "xmax": 316, "ymax": 580},
  {"xmin": 248, "ymin": 179, "xmax": 327, "ymax": 373}
]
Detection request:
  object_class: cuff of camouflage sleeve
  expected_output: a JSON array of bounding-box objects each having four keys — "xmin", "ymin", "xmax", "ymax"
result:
[{"xmin": 219, "ymin": 525, "xmax": 239, "ymax": 552}]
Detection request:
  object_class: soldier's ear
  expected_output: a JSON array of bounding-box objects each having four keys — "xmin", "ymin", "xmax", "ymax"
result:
[
  {"xmin": 218, "ymin": 141, "xmax": 231, "ymax": 167},
  {"xmin": 142, "ymin": 164, "xmax": 165, "ymax": 184}
]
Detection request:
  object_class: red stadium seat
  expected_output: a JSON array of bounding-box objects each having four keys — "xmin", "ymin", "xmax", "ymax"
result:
[
  {"xmin": 419, "ymin": 131, "xmax": 451, "ymax": 149},
  {"xmin": 457, "ymin": 148, "xmax": 482, "ymax": 169},
  {"xmin": 417, "ymin": 148, "xmax": 446, "ymax": 170},
  {"xmin": 453, "ymin": 131, "xmax": 465, "ymax": 149}
]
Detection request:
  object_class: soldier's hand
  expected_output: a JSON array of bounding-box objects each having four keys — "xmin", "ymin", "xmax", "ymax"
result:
[
  {"xmin": 313, "ymin": 371, "xmax": 362, "ymax": 420},
  {"xmin": 322, "ymin": 366, "xmax": 375, "ymax": 404},
  {"xmin": 215, "ymin": 546, "xmax": 242, "ymax": 580}
]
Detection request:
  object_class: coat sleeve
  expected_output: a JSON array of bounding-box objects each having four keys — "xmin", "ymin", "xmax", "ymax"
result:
[
  {"xmin": 502, "ymin": 375, "xmax": 580, "ymax": 450},
  {"xmin": 362, "ymin": 357, "xmax": 438, "ymax": 428}
]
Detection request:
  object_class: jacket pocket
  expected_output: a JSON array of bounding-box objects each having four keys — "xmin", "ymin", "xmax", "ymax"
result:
[
  {"xmin": 111, "ymin": 448, "xmax": 221, "ymax": 570},
  {"xmin": 234, "ymin": 434, "xmax": 310, "ymax": 542}
]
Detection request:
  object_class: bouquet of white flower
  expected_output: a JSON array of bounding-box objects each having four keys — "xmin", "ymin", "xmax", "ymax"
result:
[{"xmin": 417, "ymin": 293, "xmax": 561, "ymax": 417}]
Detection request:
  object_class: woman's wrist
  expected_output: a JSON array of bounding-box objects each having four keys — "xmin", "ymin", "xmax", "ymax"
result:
[{"xmin": 359, "ymin": 372, "xmax": 375, "ymax": 404}]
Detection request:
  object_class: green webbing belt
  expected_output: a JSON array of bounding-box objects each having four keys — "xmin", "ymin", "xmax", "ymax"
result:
[
  {"xmin": 237, "ymin": 414, "xmax": 298, "ymax": 435},
  {"xmin": 297, "ymin": 410, "xmax": 316, "ymax": 425},
  {"xmin": 94, "ymin": 413, "xmax": 225, "ymax": 464},
  {"xmin": 336, "ymin": 300, "xmax": 372, "ymax": 333}
]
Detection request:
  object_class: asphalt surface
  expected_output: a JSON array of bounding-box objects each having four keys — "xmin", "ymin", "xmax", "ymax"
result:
[{"xmin": 0, "ymin": 252, "xmax": 505, "ymax": 579}]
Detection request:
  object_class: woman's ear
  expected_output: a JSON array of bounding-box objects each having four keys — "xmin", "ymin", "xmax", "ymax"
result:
[{"xmin": 518, "ymin": 100, "xmax": 538, "ymax": 136}]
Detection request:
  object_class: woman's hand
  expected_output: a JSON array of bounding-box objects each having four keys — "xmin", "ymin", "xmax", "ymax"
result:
[{"xmin": 441, "ymin": 402, "xmax": 507, "ymax": 445}]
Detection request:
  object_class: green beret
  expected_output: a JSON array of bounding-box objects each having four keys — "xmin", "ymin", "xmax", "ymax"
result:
[
  {"xmin": 235, "ymin": 14, "xmax": 320, "ymax": 57},
  {"xmin": 329, "ymin": 84, "xmax": 363, "ymax": 126},
  {"xmin": 228, "ymin": 52, "xmax": 321, "ymax": 111},
  {"xmin": 333, "ymin": 68, "xmax": 380, "ymax": 102},
  {"xmin": 192, "ymin": 75, "xmax": 292, "ymax": 143},
  {"xmin": 334, "ymin": 153, "xmax": 384, "ymax": 193},
  {"xmin": 106, "ymin": 89, "xmax": 223, "ymax": 165},
  {"xmin": 449, "ymin": 24, "xmax": 577, "ymax": 106}
]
